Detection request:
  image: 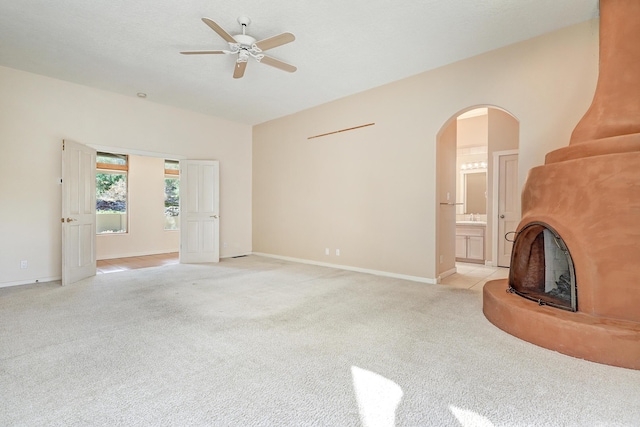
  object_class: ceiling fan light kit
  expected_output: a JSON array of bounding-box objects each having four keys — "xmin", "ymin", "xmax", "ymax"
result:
[{"xmin": 181, "ymin": 16, "xmax": 296, "ymax": 79}]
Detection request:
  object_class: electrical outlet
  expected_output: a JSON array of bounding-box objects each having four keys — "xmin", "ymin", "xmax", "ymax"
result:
[
  {"xmin": 20, "ymin": 260, "xmax": 28, "ymax": 269},
  {"xmin": 336, "ymin": 249, "xmax": 340, "ymax": 256},
  {"xmin": 325, "ymin": 248, "xmax": 330, "ymax": 255}
]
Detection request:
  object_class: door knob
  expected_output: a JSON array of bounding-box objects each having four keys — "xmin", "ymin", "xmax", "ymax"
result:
[
  {"xmin": 66, "ymin": 217, "xmax": 77, "ymax": 222},
  {"xmin": 500, "ymin": 214, "xmax": 505, "ymax": 219},
  {"xmin": 210, "ymin": 215, "xmax": 219, "ymax": 219}
]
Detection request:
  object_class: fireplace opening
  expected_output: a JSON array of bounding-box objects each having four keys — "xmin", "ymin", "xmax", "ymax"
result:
[{"xmin": 508, "ymin": 222, "xmax": 576, "ymax": 311}]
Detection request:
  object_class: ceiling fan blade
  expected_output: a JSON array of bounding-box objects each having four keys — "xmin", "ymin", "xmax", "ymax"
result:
[
  {"xmin": 202, "ymin": 17, "xmax": 236, "ymax": 44},
  {"xmin": 180, "ymin": 50, "xmax": 226, "ymax": 55},
  {"xmin": 259, "ymin": 55, "xmax": 297, "ymax": 73},
  {"xmin": 254, "ymin": 32, "xmax": 295, "ymax": 51},
  {"xmin": 233, "ymin": 61, "xmax": 248, "ymax": 79}
]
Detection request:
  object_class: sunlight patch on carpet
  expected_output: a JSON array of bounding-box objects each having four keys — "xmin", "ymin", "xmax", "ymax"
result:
[
  {"xmin": 351, "ymin": 365, "xmax": 403, "ymax": 427},
  {"xmin": 449, "ymin": 405, "xmax": 495, "ymax": 427}
]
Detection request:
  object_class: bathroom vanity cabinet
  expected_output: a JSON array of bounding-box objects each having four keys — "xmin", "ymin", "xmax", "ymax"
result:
[{"xmin": 455, "ymin": 224, "xmax": 485, "ymax": 263}]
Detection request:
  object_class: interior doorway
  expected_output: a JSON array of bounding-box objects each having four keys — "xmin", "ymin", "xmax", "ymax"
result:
[
  {"xmin": 61, "ymin": 141, "xmax": 221, "ymax": 285},
  {"xmin": 436, "ymin": 106, "xmax": 519, "ymax": 280}
]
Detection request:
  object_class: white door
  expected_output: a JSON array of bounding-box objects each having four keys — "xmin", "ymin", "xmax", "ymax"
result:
[
  {"xmin": 61, "ymin": 140, "xmax": 97, "ymax": 285},
  {"xmin": 497, "ymin": 153, "xmax": 519, "ymax": 267},
  {"xmin": 180, "ymin": 160, "xmax": 220, "ymax": 263}
]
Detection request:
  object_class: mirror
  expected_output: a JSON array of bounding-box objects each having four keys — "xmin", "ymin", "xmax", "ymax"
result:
[{"xmin": 464, "ymin": 171, "xmax": 486, "ymax": 214}]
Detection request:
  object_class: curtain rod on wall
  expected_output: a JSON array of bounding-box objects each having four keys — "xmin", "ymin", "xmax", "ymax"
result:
[{"xmin": 307, "ymin": 123, "xmax": 375, "ymax": 140}]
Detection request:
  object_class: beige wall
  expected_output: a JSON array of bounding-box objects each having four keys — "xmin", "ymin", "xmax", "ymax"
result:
[
  {"xmin": 253, "ymin": 20, "xmax": 599, "ymax": 281},
  {"xmin": 457, "ymin": 114, "xmax": 488, "ymax": 148},
  {"xmin": 96, "ymin": 155, "xmax": 180, "ymax": 259},
  {"xmin": 0, "ymin": 66, "xmax": 252, "ymax": 287}
]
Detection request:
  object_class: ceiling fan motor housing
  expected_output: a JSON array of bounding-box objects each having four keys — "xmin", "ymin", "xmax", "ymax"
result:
[{"xmin": 233, "ymin": 34, "xmax": 258, "ymax": 49}]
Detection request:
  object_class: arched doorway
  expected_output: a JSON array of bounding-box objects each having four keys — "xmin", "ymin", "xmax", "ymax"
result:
[{"xmin": 436, "ymin": 106, "xmax": 519, "ymax": 282}]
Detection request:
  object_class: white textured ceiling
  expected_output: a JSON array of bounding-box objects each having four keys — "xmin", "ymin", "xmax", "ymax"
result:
[{"xmin": 0, "ymin": 0, "xmax": 599, "ymax": 125}]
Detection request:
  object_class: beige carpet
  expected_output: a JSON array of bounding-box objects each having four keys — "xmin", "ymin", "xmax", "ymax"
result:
[{"xmin": 1, "ymin": 255, "xmax": 638, "ymax": 426}]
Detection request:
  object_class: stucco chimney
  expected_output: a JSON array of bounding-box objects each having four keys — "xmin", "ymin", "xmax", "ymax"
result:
[{"xmin": 570, "ymin": 0, "xmax": 640, "ymax": 144}]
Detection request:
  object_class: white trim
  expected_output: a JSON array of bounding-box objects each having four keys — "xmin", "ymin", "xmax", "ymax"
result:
[
  {"xmin": 485, "ymin": 260, "xmax": 495, "ymax": 267},
  {"xmin": 437, "ymin": 267, "xmax": 457, "ymax": 283},
  {"xmin": 221, "ymin": 253, "xmax": 252, "ymax": 259},
  {"xmin": 252, "ymin": 252, "xmax": 438, "ymax": 285},
  {"xmin": 89, "ymin": 144, "xmax": 186, "ymax": 160},
  {"xmin": 0, "ymin": 276, "xmax": 61, "ymax": 289},
  {"xmin": 492, "ymin": 149, "xmax": 519, "ymax": 267}
]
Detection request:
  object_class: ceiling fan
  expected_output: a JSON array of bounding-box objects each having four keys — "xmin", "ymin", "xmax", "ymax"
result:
[{"xmin": 181, "ymin": 16, "xmax": 297, "ymax": 79}]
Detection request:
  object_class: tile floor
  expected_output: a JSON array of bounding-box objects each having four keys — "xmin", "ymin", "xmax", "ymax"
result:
[
  {"xmin": 439, "ymin": 262, "xmax": 509, "ymax": 291},
  {"xmin": 97, "ymin": 252, "xmax": 179, "ymax": 274}
]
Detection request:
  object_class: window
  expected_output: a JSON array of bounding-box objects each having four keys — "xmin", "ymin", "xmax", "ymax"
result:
[
  {"xmin": 96, "ymin": 152, "xmax": 128, "ymax": 234},
  {"xmin": 164, "ymin": 160, "xmax": 180, "ymax": 230}
]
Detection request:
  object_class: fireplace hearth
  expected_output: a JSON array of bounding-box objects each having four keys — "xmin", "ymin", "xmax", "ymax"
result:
[{"xmin": 483, "ymin": 0, "xmax": 640, "ymax": 370}]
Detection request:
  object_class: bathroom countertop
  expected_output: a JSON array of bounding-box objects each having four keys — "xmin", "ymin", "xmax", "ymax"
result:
[{"xmin": 456, "ymin": 221, "xmax": 487, "ymax": 226}]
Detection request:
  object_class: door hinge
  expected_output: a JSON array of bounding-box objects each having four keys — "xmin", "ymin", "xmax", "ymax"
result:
[
  {"xmin": 61, "ymin": 218, "xmax": 65, "ymax": 223},
  {"xmin": 62, "ymin": 140, "xmax": 65, "ymax": 151}
]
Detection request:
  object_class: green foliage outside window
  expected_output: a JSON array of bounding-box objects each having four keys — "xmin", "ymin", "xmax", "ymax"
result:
[
  {"xmin": 97, "ymin": 152, "xmax": 127, "ymax": 165},
  {"xmin": 164, "ymin": 177, "xmax": 180, "ymax": 230},
  {"xmin": 96, "ymin": 173, "xmax": 127, "ymax": 213}
]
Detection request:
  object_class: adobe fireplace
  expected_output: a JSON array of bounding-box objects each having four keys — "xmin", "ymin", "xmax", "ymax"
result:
[{"xmin": 483, "ymin": 0, "xmax": 640, "ymax": 370}]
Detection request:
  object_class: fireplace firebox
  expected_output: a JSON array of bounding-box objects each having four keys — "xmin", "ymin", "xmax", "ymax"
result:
[{"xmin": 508, "ymin": 223, "xmax": 576, "ymax": 312}]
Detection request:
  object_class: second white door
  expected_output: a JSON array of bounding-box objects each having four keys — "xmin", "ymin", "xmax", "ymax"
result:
[
  {"xmin": 497, "ymin": 153, "xmax": 519, "ymax": 267},
  {"xmin": 180, "ymin": 160, "xmax": 220, "ymax": 263},
  {"xmin": 61, "ymin": 140, "xmax": 97, "ymax": 285}
]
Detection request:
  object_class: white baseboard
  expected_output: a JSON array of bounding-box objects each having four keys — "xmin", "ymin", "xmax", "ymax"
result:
[
  {"xmin": 0, "ymin": 276, "xmax": 61, "ymax": 289},
  {"xmin": 437, "ymin": 267, "xmax": 457, "ymax": 283},
  {"xmin": 252, "ymin": 252, "xmax": 438, "ymax": 285},
  {"xmin": 220, "ymin": 253, "xmax": 252, "ymax": 260},
  {"xmin": 485, "ymin": 260, "xmax": 495, "ymax": 267}
]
